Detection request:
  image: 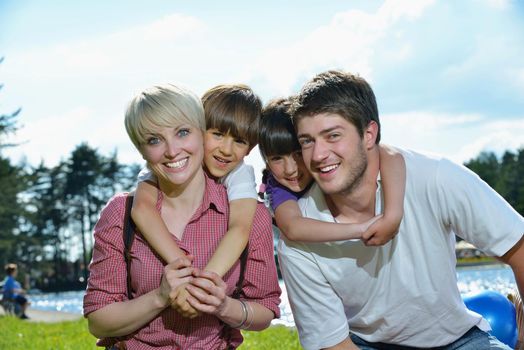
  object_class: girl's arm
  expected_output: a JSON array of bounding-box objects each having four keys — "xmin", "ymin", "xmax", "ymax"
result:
[
  {"xmin": 132, "ymin": 181, "xmax": 186, "ymax": 263},
  {"xmin": 204, "ymin": 198, "xmax": 256, "ymax": 276},
  {"xmin": 275, "ymin": 199, "xmax": 380, "ymax": 242},
  {"xmin": 362, "ymin": 144, "xmax": 406, "ymax": 246},
  {"xmin": 133, "ymin": 181, "xmax": 199, "ymax": 318}
]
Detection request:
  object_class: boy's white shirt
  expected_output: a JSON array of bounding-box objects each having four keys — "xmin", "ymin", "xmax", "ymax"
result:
[
  {"xmin": 137, "ymin": 161, "xmax": 258, "ymax": 201},
  {"xmin": 219, "ymin": 161, "xmax": 258, "ymax": 201}
]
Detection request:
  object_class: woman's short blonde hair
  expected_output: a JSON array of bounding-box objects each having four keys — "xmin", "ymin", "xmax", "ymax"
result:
[{"xmin": 125, "ymin": 83, "xmax": 205, "ymax": 150}]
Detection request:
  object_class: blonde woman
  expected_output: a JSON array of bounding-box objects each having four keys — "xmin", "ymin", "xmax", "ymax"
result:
[{"xmin": 83, "ymin": 84, "xmax": 280, "ymax": 349}]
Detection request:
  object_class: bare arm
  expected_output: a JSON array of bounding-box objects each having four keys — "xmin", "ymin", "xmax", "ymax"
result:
[
  {"xmin": 204, "ymin": 198, "xmax": 256, "ymax": 276},
  {"xmin": 498, "ymin": 235, "xmax": 524, "ymax": 302},
  {"xmin": 87, "ymin": 259, "xmax": 193, "ymax": 338},
  {"xmin": 220, "ymin": 298, "xmax": 274, "ymax": 331},
  {"xmin": 133, "ymin": 182, "xmax": 199, "ymax": 318},
  {"xmin": 275, "ymin": 200, "xmax": 379, "ymax": 242},
  {"xmin": 88, "ymin": 287, "xmax": 168, "ymax": 338},
  {"xmin": 186, "ymin": 270, "xmax": 275, "ymax": 331},
  {"xmin": 132, "ymin": 181, "xmax": 186, "ymax": 263},
  {"xmin": 11, "ymin": 285, "xmax": 26, "ymax": 295},
  {"xmin": 323, "ymin": 337, "xmax": 360, "ymax": 350},
  {"xmin": 362, "ymin": 144, "xmax": 405, "ymax": 246}
]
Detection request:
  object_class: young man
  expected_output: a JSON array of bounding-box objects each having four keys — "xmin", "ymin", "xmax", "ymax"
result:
[{"xmin": 277, "ymin": 70, "xmax": 524, "ymax": 350}]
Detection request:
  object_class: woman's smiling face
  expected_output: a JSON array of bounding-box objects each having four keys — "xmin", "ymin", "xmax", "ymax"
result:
[{"xmin": 140, "ymin": 124, "xmax": 204, "ymax": 188}]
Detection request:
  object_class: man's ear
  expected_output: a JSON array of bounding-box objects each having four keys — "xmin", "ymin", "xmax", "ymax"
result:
[{"xmin": 364, "ymin": 121, "xmax": 379, "ymax": 149}]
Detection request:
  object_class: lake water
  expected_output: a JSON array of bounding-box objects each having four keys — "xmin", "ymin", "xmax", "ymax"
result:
[{"xmin": 28, "ymin": 264, "xmax": 516, "ymax": 328}]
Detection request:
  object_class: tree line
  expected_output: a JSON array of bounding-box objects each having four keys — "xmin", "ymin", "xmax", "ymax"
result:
[
  {"xmin": 464, "ymin": 150, "xmax": 524, "ymax": 216},
  {"xmin": 0, "ymin": 63, "xmax": 140, "ymax": 290},
  {"xmin": 0, "ymin": 140, "xmax": 140, "ymax": 291}
]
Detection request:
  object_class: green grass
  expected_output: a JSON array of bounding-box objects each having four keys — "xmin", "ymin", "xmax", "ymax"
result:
[
  {"xmin": 240, "ymin": 325, "xmax": 302, "ymax": 349},
  {"xmin": 0, "ymin": 315, "xmax": 98, "ymax": 350},
  {"xmin": 456, "ymin": 256, "xmax": 498, "ymax": 266},
  {"xmin": 0, "ymin": 316, "xmax": 301, "ymax": 349}
]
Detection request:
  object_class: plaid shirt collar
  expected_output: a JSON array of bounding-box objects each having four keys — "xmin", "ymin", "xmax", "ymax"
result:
[{"xmin": 183, "ymin": 174, "xmax": 227, "ymax": 226}]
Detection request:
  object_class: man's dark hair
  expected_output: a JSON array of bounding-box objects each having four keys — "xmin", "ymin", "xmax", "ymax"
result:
[{"xmin": 292, "ymin": 70, "xmax": 381, "ymax": 143}]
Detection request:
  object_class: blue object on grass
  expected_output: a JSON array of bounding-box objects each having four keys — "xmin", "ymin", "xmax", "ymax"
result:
[{"xmin": 463, "ymin": 290, "xmax": 517, "ymax": 348}]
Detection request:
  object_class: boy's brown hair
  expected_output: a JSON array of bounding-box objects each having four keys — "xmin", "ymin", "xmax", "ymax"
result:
[{"xmin": 202, "ymin": 84, "xmax": 262, "ymax": 147}]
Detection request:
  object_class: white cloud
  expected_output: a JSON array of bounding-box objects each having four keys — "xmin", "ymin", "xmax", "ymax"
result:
[
  {"xmin": 482, "ymin": 0, "xmax": 510, "ymax": 10},
  {"xmin": 8, "ymin": 13, "xmax": 206, "ymax": 79},
  {"xmin": 382, "ymin": 111, "xmax": 482, "ymax": 132},
  {"xmin": 511, "ymin": 68, "xmax": 524, "ymax": 91},
  {"xmin": 378, "ymin": 0, "xmax": 435, "ymax": 22},
  {"xmin": 381, "ymin": 110, "xmax": 524, "ymax": 163},
  {"xmin": 137, "ymin": 14, "xmax": 204, "ymax": 42},
  {"xmin": 3, "ymin": 1, "xmax": 523, "ymax": 175},
  {"xmin": 2, "ymin": 13, "xmax": 208, "ymax": 166},
  {"xmin": 242, "ymin": 0, "xmax": 435, "ymax": 95},
  {"xmin": 456, "ymin": 130, "xmax": 522, "ymax": 163},
  {"xmin": 5, "ymin": 106, "xmax": 93, "ymax": 165}
]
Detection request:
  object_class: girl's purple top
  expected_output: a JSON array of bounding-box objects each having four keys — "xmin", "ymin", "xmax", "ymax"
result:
[{"xmin": 265, "ymin": 173, "xmax": 312, "ymax": 211}]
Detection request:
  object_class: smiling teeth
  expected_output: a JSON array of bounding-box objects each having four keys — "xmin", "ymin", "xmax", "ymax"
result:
[
  {"xmin": 214, "ymin": 156, "xmax": 229, "ymax": 163},
  {"xmin": 320, "ymin": 164, "xmax": 338, "ymax": 173},
  {"xmin": 166, "ymin": 159, "xmax": 187, "ymax": 169}
]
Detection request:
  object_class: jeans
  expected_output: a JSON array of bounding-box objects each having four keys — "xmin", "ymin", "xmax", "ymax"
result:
[{"xmin": 350, "ymin": 326, "xmax": 512, "ymax": 350}]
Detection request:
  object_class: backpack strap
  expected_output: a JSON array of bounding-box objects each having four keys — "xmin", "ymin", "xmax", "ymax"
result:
[
  {"xmin": 123, "ymin": 194, "xmax": 136, "ymax": 300},
  {"xmin": 231, "ymin": 245, "xmax": 249, "ymax": 299}
]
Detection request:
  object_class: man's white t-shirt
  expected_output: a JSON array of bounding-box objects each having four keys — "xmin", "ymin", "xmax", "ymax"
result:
[
  {"xmin": 137, "ymin": 161, "xmax": 258, "ymax": 201},
  {"xmin": 277, "ymin": 148, "xmax": 524, "ymax": 349}
]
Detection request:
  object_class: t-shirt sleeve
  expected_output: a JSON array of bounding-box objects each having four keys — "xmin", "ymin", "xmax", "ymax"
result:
[
  {"xmin": 434, "ymin": 158, "xmax": 524, "ymax": 256},
  {"xmin": 222, "ymin": 161, "xmax": 258, "ymax": 201},
  {"xmin": 266, "ymin": 173, "xmax": 300, "ymax": 211},
  {"xmin": 136, "ymin": 167, "xmax": 156, "ymax": 184}
]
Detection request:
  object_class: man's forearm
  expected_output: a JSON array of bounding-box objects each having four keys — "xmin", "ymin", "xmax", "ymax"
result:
[
  {"xmin": 323, "ymin": 337, "xmax": 359, "ymax": 350},
  {"xmin": 499, "ymin": 235, "xmax": 524, "ymax": 299}
]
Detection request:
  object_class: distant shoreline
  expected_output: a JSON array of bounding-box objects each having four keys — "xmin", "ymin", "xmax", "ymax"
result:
[
  {"xmin": 0, "ymin": 308, "xmax": 82, "ymax": 323},
  {"xmin": 456, "ymin": 257, "xmax": 500, "ymax": 268}
]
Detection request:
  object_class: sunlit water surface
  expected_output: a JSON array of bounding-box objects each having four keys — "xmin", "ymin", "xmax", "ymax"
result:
[{"xmin": 28, "ymin": 265, "xmax": 516, "ymax": 327}]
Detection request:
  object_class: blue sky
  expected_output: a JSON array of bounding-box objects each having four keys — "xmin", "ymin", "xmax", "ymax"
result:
[{"xmin": 1, "ymin": 0, "xmax": 524, "ymax": 184}]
